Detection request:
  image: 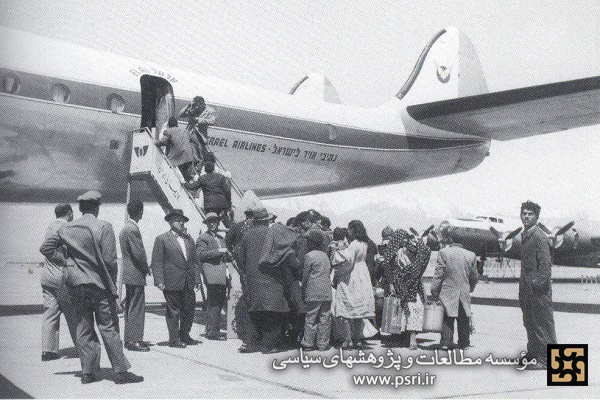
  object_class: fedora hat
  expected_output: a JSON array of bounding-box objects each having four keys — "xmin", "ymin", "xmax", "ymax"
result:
[
  {"xmin": 253, "ymin": 207, "xmax": 274, "ymax": 222},
  {"xmin": 203, "ymin": 212, "xmax": 220, "ymax": 223},
  {"xmin": 164, "ymin": 208, "xmax": 189, "ymax": 222}
]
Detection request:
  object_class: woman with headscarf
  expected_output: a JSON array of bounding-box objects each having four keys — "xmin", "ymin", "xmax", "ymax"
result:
[
  {"xmin": 382, "ymin": 229, "xmax": 432, "ymax": 349},
  {"xmin": 330, "ymin": 220, "xmax": 375, "ymax": 349}
]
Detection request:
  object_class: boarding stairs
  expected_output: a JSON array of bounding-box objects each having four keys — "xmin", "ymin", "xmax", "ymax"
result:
[{"xmin": 128, "ymin": 127, "xmax": 261, "ymax": 238}]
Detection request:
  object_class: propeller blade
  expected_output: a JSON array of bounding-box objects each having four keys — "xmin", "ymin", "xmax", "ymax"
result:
[
  {"xmin": 555, "ymin": 221, "xmax": 575, "ymax": 236},
  {"xmin": 409, "ymin": 227, "xmax": 419, "ymax": 237},
  {"xmin": 505, "ymin": 227, "xmax": 523, "ymax": 241},
  {"xmin": 538, "ymin": 223, "xmax": 552, "ymax": 235},
  {"xmin": 422, "ymin": 225, "xmax": 435, "ymax": 238},
  {"xmin": 489, "ymin": 226, "xmax": 502, "ymax": 238}
]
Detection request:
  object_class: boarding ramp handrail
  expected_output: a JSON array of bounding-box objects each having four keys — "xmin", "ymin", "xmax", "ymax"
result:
[
  {"xmin": 130, "ymin": 127, "xmax": 206, "ymax": 237},
  {"xmin": 129, "ymin": 128, "xmax": 262, "ymax": 233},
  {"xmin": 193, "ymin": 126, "xmax": 245, "ymax": 199}
]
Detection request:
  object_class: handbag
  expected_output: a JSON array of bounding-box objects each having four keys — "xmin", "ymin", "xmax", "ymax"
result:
[
  {"xmin": 380, "ymin": 296, "xmax": 405, "ymax": 334},
  {"xmin": 361, "ymin": 319, "xmax": 379, "ymax": 338},
  {"xmin": 423, "ymin": 300, "xmax": 444, "ymax": 332}
]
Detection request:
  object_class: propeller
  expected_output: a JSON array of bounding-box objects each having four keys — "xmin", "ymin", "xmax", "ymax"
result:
[
  {"xmin": 489, "ymin": 226, "xmax": 522, "ymax": 261},
  {"xmin": 409, "ymin": 225, "xmax": 436, "ymax": 247},
  {"xmin": 538, "ymin": 221, "xmax": 575, "ymax": 264},
  {"xmin": 539, "ymin": 221, "xmax": 575, "ymax": 249},
  {"xmin": 409, "ymin": 224, "xmax": 435, "ymax": 239}
]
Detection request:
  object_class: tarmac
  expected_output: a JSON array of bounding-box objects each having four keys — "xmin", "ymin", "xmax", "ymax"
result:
[{"xmin": 0, "ymin": 263, "xmax": 599, "ymax": 398}]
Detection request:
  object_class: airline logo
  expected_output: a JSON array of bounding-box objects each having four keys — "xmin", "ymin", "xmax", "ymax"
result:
[
  {"xmin": 548, "ymin": 344, "xmax": 588, "ymax": 386},
  {"xmin": 434, "ymin": 61, "xmax": 452, "ymax": 83},
  {"xmin": 134, "ymin": 145, "xmax": 149, "ymax": 157}
]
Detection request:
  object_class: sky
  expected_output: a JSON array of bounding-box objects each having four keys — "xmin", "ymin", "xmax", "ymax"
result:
[{"xmin": 0, "ymin": 0, "xmax": 599, "ymax": 258}]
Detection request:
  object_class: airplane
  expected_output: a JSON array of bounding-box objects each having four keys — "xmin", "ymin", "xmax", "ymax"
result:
[
  {"xmin": 0, "ymin": 25, "xmax": 599, "ymax": 204},
  {"xmin": 422, "ymin": 215, "xmax": 600, "ymax": 268}
]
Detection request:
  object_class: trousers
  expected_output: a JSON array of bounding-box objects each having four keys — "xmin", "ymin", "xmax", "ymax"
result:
[
  {"xmin": 206, "ymin": 284, "xmax": 226, "ymax": 337},
  {"xmin": 70, "ymin": 284, "xmax": 130, "ymax": 374},
  {"xmin": 440, "ymin": 300, "xmax": 471, "ymax": 348},
  {"xmin": 519, "ymin": 282, "xmax": 557, "ymax": 362},
  {"xmin": 301, "ymin": 301, "xmax": 332, "ymax": 350},
  {"xmin": 163, "ymin": 284, "xmax": 196, "ymax": 342},
  {"xmin": 42, "ymin": 283, "xmax": 78, "ymax": 353},
  {"xmin": 124, "ymin": 285, "xmax": 145, "ymax": 343}
]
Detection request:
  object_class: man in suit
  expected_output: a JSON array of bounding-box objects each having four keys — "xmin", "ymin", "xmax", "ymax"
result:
[
  {"xmin": 238, "ymin": 207, "xmax": 289, "ymax": 353},
  {"xmin": 118, "ymin": 200, "xmax": 150, "ymax": 352},
  {"xmin": 40, "ymin": 203, "xmax": 78, "ymax": 361},
  {"xmin": 40, "ymin": 191, "xmax": 143, "ymax": 385},
  {"xmin": 151, "ymin": 209, "xmax": 202, "ymax": 348},
  {"xmin": 430, "ymin": 232, "xmax": 478, "ymax": 350},
  {"xmin": 196, "ymin": 212, "xmax": 231, "ymax": 340},
  {"xmin": 154, "ymin": 116, "xmax": 196, "ymax": 182},
  {"xmin": 519, "ymin": 200, "xmax": 557, "ymax": 370},
  {"xmin": 184, "ymin": 161, "xmax": 232, "ymax": 228}
]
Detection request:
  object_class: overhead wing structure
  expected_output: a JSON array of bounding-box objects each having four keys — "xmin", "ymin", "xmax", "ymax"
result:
[{"xmin": 406, "ymin": 76, "xmax": 599, "ymax": 141}]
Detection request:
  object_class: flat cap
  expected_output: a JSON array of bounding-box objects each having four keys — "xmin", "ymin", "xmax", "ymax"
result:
[{"xmin": 77, "ymin": 190, "xmax": 102, "ymax": 202}]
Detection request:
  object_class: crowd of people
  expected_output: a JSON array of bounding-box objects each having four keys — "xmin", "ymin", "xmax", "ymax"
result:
[{"xmin": 38, "ymin": 186, "xmax": 556, "ymax": 384}]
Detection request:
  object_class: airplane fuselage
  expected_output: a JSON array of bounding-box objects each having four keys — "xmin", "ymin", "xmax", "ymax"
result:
[{"xmin": 0, "ymin": 26, "xmax": 490, "ymax": 202}]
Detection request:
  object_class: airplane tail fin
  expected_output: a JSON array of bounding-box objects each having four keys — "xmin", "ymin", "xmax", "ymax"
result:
[{"xmin": 388, "ymin": 27, "xmax": 488, "ymax": 107}]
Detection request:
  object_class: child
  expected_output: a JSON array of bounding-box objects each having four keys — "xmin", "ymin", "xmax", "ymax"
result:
[{"xmin": 301, "ymin": 230, "xmax": 333, "ymax": 351}]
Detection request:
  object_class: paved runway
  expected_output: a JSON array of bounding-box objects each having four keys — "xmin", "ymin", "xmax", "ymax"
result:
[
  {"xmin": 1, "ymin": 261, "xmax": 598, "ymax": 398},
  {"xmin": 0, "ymin": 301, "xmax": 598, "ymax": 398}
]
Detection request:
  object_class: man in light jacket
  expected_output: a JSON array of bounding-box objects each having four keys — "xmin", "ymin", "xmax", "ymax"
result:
[{"xmin": 430, "ymin": 234, "xmax": 478, "ymax": 350}]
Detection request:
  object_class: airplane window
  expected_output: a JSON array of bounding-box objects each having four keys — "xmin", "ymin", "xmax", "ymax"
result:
[
  {"xmin": 490, "ymin": 217, "xmax": 497, "ymax": 222},
  {"xmin": 2, "ymin": 74, "xmax": 20, "ymax": 94},
  {"xmin": 107, "ymin": 94, "xmax": 125, "ymax": 113},
  {"xmin": 327, "ymin": 124, "xmax": 338, "ymax": 141},
  {"xmin": 498, "ymin": 218, "xmax": 504, "ymax": 223},
  {"xmin": 50, "ymin": 83, "xmax": 70, "ymax": 103}
]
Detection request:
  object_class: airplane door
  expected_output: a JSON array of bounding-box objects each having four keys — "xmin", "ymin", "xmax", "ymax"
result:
[
  {"xmin": 156, "ymin": 90, "xmax": 174, "ymax": 137},
  {"xmin": 140, "ymin": 75, "xmax": 175, "ymax": 140}
]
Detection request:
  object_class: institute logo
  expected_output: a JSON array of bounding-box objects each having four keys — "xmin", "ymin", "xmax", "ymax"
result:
[{"xmin": 547, "ymin": 344, "xmax": 588, "ymax": 386}]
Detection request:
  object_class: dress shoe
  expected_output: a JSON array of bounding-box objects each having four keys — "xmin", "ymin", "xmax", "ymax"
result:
[
  {"xmin": 125, "ymin": 342, "xmax": 150, "ymax": 352},
  {"xmin": 81, "ymin": 374, "xmax": 96, "ymax": 384},
  {"xmin": 205, "ymin": 334, "xmax": 226, "ymax": 341},
  {"xmin": 262, "ymin": 347, "xmax": 280, "ymax": 354},
  {"xmin": 41, "ymin": 351, "xmax": 60, "ymax": 361},
  {"xmin": 168, "ymin": 341, "xmax": 187, "ymax": 348},
  {"xmin": 181, "ymin": 337, "xmax": 201, "ymax": 345},
  {"xmin": 238, "ymin": 344, "xmax": 261, "ymax": 353},
  {"xmin": 114, "ymin": 371, "xmax": 144, "ymax": 384}
]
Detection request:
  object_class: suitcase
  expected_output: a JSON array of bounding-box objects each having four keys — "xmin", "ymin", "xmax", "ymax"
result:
[
  {"xmin": 380, "ymin": 296, "xmax": 405, "ymax": 334},
  {"xmin": 423, "ymin": 301, "xmax": 444, "ymax": 332}
]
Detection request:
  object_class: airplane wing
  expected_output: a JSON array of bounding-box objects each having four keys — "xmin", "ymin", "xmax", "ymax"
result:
[{"xmin": 406, "ymin": 76, "xmax": 599, "ymax": 141}]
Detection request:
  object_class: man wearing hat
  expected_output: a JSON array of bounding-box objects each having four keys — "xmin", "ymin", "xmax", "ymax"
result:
[
  {"xmin": 238, "ymin": 207, "xmax": 289, "ymax": 353},
  {"xmin": 196, "ymin": 212, "xmax": 231, "ymax": 340},
  {"xmin": 40, "ymin": 191, "xmax": 143, "ymax": 385},
  {"xmin": 151, "ymin": 209, "xmax": 202, "ymax": 348}
]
